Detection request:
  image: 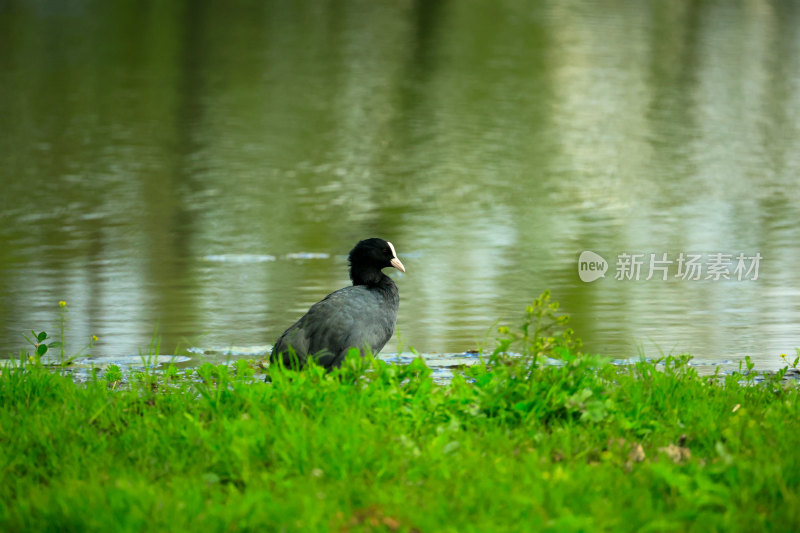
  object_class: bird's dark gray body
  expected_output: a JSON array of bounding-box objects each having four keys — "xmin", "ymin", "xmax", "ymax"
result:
[
  {"xmin": 269, "ymin": 238, "xmax": 404, "ymax": 370},
  {"xmin": 271, "ymin": 279, "xmax": 399, "ymax": 368}
]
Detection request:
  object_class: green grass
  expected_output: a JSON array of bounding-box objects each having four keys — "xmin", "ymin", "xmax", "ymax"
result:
[{"xmin": 1, "ymin": 297, "xmax": 800, "ymax": 532}]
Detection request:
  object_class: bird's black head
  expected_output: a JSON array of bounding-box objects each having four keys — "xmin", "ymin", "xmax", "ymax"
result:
[{"xmin": 348, "ymin": 238, "xmax": 405, "ymax": 286}]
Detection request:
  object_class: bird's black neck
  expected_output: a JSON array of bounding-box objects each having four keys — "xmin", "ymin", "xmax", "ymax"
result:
[
  {"xmin": 350, "ymin": 268, "xmax": 398, "ymax": 300},
  {"xmin": 354, "ymin": 272, "xmax": 399, "ymax": 309},
  {"xmin": 350, "ymin": 266, "xmax": 388, "ymax": 287}
]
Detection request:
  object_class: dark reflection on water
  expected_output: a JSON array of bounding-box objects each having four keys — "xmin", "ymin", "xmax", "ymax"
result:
[{"xmin": 1, "ymin": 0, "xmax": 799, "ymax": 370}]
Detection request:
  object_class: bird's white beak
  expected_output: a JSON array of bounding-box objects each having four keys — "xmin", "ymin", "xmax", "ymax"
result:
[
  {"xmin": 387, "ymin": 241, "xmax": 406, "ymax": 273},
  {"xmin": 390, "ymin": 257, "xmax": 406, "ymax": 273}
]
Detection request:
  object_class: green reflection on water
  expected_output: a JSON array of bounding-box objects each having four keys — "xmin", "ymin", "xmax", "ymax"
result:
[{"xmin": 1, "ymin": 0, "xmax": 799, "ymax": 368}]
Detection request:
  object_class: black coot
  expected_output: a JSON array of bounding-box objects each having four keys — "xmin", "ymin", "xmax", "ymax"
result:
[{"xmin": 269, "ymin": 238, "xmax": 405, "ymax": 370}]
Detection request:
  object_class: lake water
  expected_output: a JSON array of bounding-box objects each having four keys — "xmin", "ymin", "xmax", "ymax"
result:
[{"xmin": 1, "ymin": 0, "xmax": 799, "ymax": 371}]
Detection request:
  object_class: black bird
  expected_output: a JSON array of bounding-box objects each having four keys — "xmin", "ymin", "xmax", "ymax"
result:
[{"xmin": 269, "ymin": 238, "xmax": 405, "ymax": 370}]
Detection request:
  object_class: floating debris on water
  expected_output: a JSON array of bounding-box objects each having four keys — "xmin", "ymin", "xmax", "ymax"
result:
[
  {"xmin": 74, "ymin": 355, "xmax": 191, "ymax": 368},
  {"xmin": 187, "ymin": 345, "xmax": 270, "ymax": 357},
  {"xmin": 1, "ymin": 355, "xmax": 190, "ymax": 369}
]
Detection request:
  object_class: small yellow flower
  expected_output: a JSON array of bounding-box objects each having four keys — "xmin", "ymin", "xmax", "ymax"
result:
[
  {"xmin": 58, "ymin": 301, "xmax": 67, "ymax": 308},
  {"xmin": 91, "ymin": 335, "xmax": 98, "ymax": 342}
]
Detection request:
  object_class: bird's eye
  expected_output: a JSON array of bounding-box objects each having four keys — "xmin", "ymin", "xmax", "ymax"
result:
[{"xmin": 382, "ymin": 248, "xmax": 389, "ymax": 254}]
